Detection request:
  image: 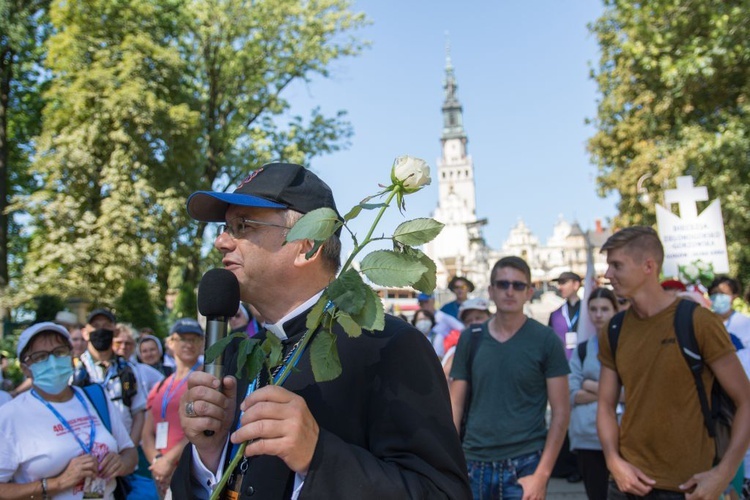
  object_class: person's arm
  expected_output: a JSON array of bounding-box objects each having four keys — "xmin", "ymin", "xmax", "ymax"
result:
[
  {"xmin": 679, "ymin": 352, "xmax": 750, "ymax": 499},
  {"xmin": 0, "ymin": 455, "xmax": 99, "ymax": 500},
  {"xmin": 129, "ymin": 409, "xmax": 145, "ymax": 446},
  {"xmin": 597, "ymin": 365, "xmax": 655, "ymax": 495},
  {"xmin": 569, "ymin": 349, "xmax": 596, "ymax": 405},
  {"xmin": 448, "ymin": 378, "xmax": 468, "ymax": 433},
  {"xmin": 517, "ymin": 375, "xmax": 569, "ymax": 500},
  {"xmin": 141, "ymin": 410, "xmax": 158, "ymax": 463}
]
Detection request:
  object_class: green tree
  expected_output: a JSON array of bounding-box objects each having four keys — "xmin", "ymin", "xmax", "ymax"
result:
[
  {"xmin": 179, "ymin": 0, "xmax": 367, "ymax": 287},
  {"xmin": 13, "ymin": 0, "xmax": 200, "ymax": 307},
  {"xmin": 33, "ymin": 293, "xmax": 65, "ymax": 323},
  {"xmin": 0, "ymin": 0, "xmax": 51, "ymax": 332},
  {"xmin": 116, "ymin": 278, "xmax": 159, "ymax": 331},
  {"xmin": 589, "ymin": 0, "xmax": 750, "ymax": 285}
]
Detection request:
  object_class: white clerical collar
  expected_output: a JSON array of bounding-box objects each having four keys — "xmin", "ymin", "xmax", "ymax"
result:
[{"xmin": 263, "ymin": 290, "xmax": 325, "ymax": 341}]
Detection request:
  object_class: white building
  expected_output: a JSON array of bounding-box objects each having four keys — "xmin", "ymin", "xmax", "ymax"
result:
[{"xmin": 423, "ymin": 51, "xmax": 611, "ymax": 300}]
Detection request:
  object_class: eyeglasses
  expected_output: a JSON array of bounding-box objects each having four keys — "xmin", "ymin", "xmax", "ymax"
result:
[
  {"xmin": 23, "ymin": 345, "xmax": 71, "ymax": 365},
  {"xmin": 113, "ymin": 340, "xmax": 135, "ymax": 347},
  {"xmin": 175, "ymin": 336, "xmax": 203, "ymax": 345},
  {"xmin": 218, "ymin": 217, "xmax": 291, "ymax": 238},
  {"xmin": 492, "ymin": 280, "xmax": 530, "ymax": 291}
]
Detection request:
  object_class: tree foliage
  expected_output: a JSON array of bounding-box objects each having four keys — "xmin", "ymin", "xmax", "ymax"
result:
[
  {"xmin": 6, "ymin": 0, "xmax": 366, "ymax": 312},
  {"xmin": 588, "ymin": 0, "xmax": 750, "ymax": 285},
  {"xmin": 116, "ymin": 278, "xmax": 159, "ymax": 330}
]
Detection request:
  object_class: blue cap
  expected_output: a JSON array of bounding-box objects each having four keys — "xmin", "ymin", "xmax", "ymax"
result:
[
  {"xmin": 171, "ymin": 318, "xmax": 204, "ymax": 336},
  {"xmin": 417, "ymin": 293, "xmax": 433, "ymax": 302}
]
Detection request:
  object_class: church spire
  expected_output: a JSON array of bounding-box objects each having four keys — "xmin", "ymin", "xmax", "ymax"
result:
[{"xmin": 442, "ymin": 33, "xmax": 466, "ymax": 142}]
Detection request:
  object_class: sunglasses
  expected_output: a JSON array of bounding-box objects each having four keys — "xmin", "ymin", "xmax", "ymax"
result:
[{"xmin": 492, "ymin": 280, "xmax": 530, "ymax": 291}]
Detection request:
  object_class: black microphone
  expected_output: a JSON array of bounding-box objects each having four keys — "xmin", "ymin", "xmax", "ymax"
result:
[
  {"xmin": 198, "ymin": 268, "xmax": 240, "ymax": 436},
  {"xmin": 198, "ymin": 268, "xmax": 241, "ymax": 379}
]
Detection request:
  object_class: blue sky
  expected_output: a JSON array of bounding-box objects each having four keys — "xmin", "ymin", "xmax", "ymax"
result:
[{"xmin": 285, "ymin": 0, "xmax": 619, "ymax": 254}]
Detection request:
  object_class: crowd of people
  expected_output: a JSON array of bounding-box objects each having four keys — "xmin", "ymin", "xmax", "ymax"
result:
[{"xmin": 1, "ymin": 162, "xmax": 750, "ymax": 500}]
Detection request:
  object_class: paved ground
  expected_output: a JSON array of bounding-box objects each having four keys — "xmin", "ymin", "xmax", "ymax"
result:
[{"xmin": 548, "ymin": 477, "xmax": 588, "ymax": 499}]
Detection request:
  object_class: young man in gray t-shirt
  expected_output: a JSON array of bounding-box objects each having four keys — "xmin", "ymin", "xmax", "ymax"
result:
[{"xmin": 450, "ymin": 256, "xmax": 570, "ymax": 500}]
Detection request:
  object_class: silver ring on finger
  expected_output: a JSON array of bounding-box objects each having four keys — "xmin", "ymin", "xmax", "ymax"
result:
[{"xmin": 185, "ymin": 400, "xmax": 197, "ymax": 418}]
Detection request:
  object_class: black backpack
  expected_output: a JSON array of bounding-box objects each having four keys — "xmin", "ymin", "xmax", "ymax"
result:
[
  {"xmin": 459, "ymin": 323, "xmax": 485, "ymax": 441},
  {"xmin": 608, "ymin": 299, "xmax": 735, "ymax": 462},
  {"xmin": 73, "ymin": 355, "xmax": 139, "ymax": 408}
]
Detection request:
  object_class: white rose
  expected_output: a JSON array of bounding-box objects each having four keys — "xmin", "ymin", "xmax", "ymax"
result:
[
  {"xmin": 681, "ymin": 263, "xmax": 699, "ymax": 282},
  {"xmin": 391, "ymin": 155, "xmax": 431, "ymax": 192}
]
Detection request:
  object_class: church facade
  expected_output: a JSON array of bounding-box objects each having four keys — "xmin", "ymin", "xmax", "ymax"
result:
[{"xmin": 423, "ymin": 52, "xmax": 611, "ymax": 300}]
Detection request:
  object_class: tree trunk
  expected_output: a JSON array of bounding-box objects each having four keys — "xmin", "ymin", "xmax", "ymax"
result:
[{"xmin": 0, "ymin": 46, "xmax": 13, "ymax": 337}]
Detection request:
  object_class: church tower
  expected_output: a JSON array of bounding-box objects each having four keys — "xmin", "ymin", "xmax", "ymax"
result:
[{"xmin": 425, "ymin": 43, "xmax": 488, "ymax": 291}]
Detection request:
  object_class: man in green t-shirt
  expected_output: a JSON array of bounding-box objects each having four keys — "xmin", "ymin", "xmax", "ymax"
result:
[{"xmin": 449, "ymin": 256, "xmax": 570, "ymax": 499}]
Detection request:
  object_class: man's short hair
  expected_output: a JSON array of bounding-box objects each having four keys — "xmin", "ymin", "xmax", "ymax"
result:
[
  {"xmin": 491, "ymin": 256, "xmax": 531, "ymax": 283},
  {"xmin": 600, "ymin": 226, "xmax": 664, "ymax": 268},
  {"xmin": 709, "ymin": 276, "xmax": 741, "ymax": 296}
]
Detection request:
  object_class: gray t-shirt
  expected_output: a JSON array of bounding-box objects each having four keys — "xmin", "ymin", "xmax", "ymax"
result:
[{"xmin": 451, "ymin": 317, "xmax": 570, "ymax": 461}]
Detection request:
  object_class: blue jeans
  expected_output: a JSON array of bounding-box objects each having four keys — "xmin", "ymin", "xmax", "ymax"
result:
[{"xmin": 467, "ymin": 450, "xmax": 542, "ymax": 500}]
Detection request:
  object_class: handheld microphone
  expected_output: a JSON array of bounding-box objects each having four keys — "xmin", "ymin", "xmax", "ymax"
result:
[
  {"xmin": 198, "ymin": 268, "xmax": 241, "ymax": 379},
  {"xmin": 198, "ymin": 268, "xmax": 240, "ymax": 436}
]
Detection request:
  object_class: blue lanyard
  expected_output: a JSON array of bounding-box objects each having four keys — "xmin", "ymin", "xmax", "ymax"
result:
[
  {"xmin": 31, "ymin": 388, "xmax": 96, "ymax": 455},
  {"xmin": 161, "ymin": 361, "xmax": 201, "ymax": 419},
  {"xmin": 564, "ymin": 303, "xmax": 580, "ymax": 331}
]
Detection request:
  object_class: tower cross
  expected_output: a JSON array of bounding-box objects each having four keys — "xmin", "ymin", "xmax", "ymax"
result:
[{"xmin": 663, "ymin": 176, "xmax": 708, "ymax": 220}]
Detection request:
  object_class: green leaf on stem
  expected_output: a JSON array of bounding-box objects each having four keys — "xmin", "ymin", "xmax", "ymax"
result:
[
  {"xmin": 351, "ymin": 284, "xmax": 385, "ymax": 331},
  {"xmin": 327, "ymin": 269, "xmax": 368, "ymax": 314},
  {"xmin": 393, "ymin": 218, "xmax": 444, "ymax": 246},
  {"xmin": 406, "ymin": 247, "xmax": 438, "ymax": 294},
  {"xmin": 336, "ymin": 311, "xmax": 362, "ymax": 338},
  {"xmin": 244, "ymin": 343, "xmax": 267, "ymax": 381},
  {"xmin": 344, "ymin": 202, "xmax": 387, "ymax": 221},
  {"xmin": 286, "ymin": 207, "xmax": 341, "ymax": 243},
  {"xmin": 205, "ymin": 332, "xmax": 247, "ymax": 365},
  {"xmin": 262, "ymin": 334, "xmax": 283, "ymax": 369},
  {"xmin": 360, "ymin": 250, "xmax": 427, "ymax": 287},
  {"xmin": 236, "ymin": 338, "xmax": 259, "ymax": 379},
  {"xmin": 306, "ymin": 294, "xmax": 329, "ymax": 331},
  {"xmin": 310, "ymin": 329, "xmax": 342, "ymax": 382}
]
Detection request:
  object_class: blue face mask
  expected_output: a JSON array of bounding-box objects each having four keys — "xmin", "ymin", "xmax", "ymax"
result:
[
  {"xmin": 30, "ymin": 355, "xmax": 73, "ymax": 395},
  {"xmin": 710, "ymin": 293, "xmax": 733, "ymax": 315}
]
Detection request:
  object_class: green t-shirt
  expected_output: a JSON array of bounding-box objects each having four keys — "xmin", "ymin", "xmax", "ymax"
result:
[{"xmin": 450, "ymin": 318, "xmax": 570, "ymax": 461}]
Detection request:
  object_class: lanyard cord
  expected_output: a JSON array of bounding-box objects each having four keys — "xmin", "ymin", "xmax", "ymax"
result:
[
  {"xmin": 161, "ymin": 361, "xmax": 201, "ymax": 420},
  {"xmin": 31, "ymin": 388, "xmax": 96, "ymax": 455}
]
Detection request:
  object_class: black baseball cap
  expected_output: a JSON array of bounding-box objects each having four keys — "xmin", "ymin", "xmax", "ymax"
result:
[
  {"xmin": 186, "ymin": 162, "xmax": 341, "ymax": 222},
  {"xmin": 553, "ymin": 272, "xmax": 582, "ymax": 283},
  {"xmin": 87, "ymin": 308, "xmax": 116, "ymax": 325},
  {"xmin": 171, "ymin": 318, "xmax": 204, "ymax": 336}
]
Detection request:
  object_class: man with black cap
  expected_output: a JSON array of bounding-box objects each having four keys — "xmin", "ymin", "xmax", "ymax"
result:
[
  {"xmin": 73, "ymin": 309, "xmax": 155, "ymax": 498},
  {"xmin": 441, "ymin": 275, "xmax": 474, "ymax": 319},
  {"xmin": 548, "ymin": 271, "xmax": 583, "ymax": 360},
  {"xmin": 173, "ymin": 162, "xmax": 470, "ymax": 499}
]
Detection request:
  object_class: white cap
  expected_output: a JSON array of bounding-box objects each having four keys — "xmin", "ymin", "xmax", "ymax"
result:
[
  {"xmin": 458, "ymin": 297, "xmax": 491, "ymax": 321},
  {"xmin": 54, "ymin": 310, "xmax": 78, "ymax": 326},
  {"xmin": 16, "ymin": 322, "xmax": 72, "ymax": 359}
]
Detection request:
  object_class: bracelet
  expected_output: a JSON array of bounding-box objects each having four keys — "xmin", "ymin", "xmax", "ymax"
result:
[{"xmin": 41, "ymin": 478, "xmax": 49, "ymax": 500}]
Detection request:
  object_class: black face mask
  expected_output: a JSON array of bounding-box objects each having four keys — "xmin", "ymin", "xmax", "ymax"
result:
[{"xmin": 89, "ymin": 328, "xmax": 114, "ymax": 352}]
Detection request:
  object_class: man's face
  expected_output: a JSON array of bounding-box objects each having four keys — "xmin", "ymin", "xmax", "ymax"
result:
[
  {"xmin": 557, "ymin": 278, "xmax": 581, "ymax": 301},
  {"xmin": 452, "ymin": 280, "xmax": 470, "ymax": 302},
  {"xmin": 215, "ymin": 206, "xmax": 297, "ymax": 304},
  {"xmin": 82, "ymin": 316, "xmax": 115, "ymax": 341},
  {"xmin": 113, "ymin": 332, "xmax": 136, "ymax": 359},
  {"xmin": 69, "ymin": 328, "xmax": 87, "ymax": 357},
  {"xmin": 605, "ymin": 248, "xmax": 647, "ymax": 298},
  {"xmin": 488, "ymin": 267, "xmax": 533, "ymax": 315}
]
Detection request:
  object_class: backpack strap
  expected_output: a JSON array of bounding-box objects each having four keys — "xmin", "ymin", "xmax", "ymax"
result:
[
  {"xmin": 607, "ymin": 310, "xmax": 627, "ymax": 363},
  {"xmin": 577, "ymin": 339, "xmax": 588, "ymax": 364},
  {"xmin": 465, "ymin": 324, "xmax": 484, "ymax": 384},
  {"xmin": 672, "ymin": 299, "xmax": 715, "ymax": 437},
  {"xmin": 82, "ymin": 383, "xmax": 112, "ymax": 433}
]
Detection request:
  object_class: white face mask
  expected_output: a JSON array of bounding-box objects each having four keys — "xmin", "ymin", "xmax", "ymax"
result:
[{"xmin": 415, "ymin": 320, "xmax": 433, "ymax": 335}]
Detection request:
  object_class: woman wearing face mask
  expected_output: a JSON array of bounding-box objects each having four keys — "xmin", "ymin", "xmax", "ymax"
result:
[
  {"xmin": 412, "ymin": 309, "xmax": 445, "ymax": 358},
  {"xmin": 568, "ymin": 288, "xmax": 619, "ymax": 500},
  {"xmin": 0, "ymin": 322, "xmax": 137, "ymax": 499}
]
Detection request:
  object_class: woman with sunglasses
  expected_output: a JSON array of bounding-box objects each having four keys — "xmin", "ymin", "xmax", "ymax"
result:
[
  {"xmin": 141, "ymin": 319, "xmax": 204, "ymax": 498},
  {"xmin": 0, "ymin": 322, "xmax": 137, "ymax": 499},
  {"xmin": 568, "ymin": 288, "xmax": 620, "ymax": 500}
]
